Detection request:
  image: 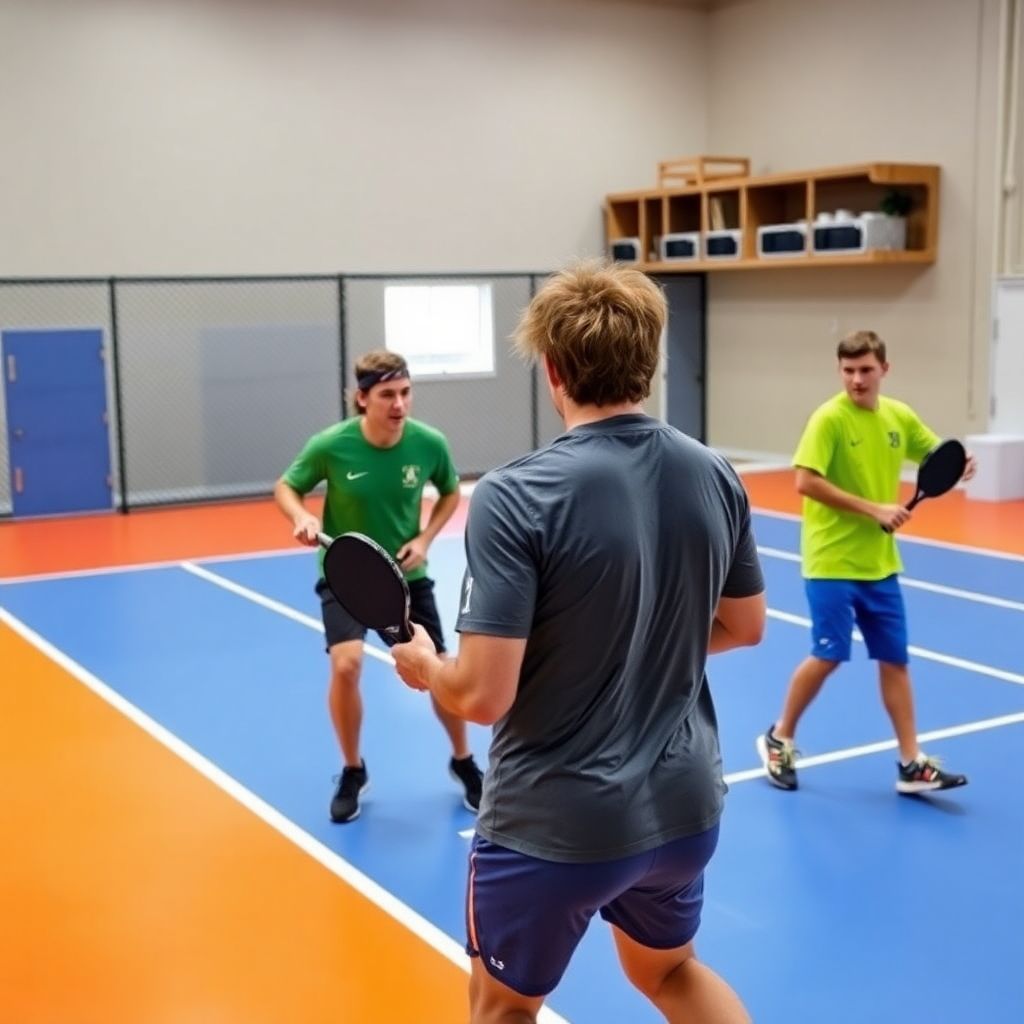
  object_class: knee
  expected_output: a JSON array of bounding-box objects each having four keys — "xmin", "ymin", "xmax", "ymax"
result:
[
  {"xmin": 329, "ymin": 652, "xmax": 362, "ymax": 690},
  {"xmin": 811, "ymin": 656, "xmax": 841, "ymax": 678}
]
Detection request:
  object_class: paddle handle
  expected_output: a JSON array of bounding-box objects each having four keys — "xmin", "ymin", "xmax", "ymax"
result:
[
  {"xmin": 880, "ymin": 492, "xmax": 923, "ymax": 533},
  {"xmin": 317, "ymin": 531, "xmax": 334, "ymax": 549}
]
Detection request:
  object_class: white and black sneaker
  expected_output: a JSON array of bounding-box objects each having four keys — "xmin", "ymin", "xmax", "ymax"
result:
[
  {"xmin": 756, "ymin": 726, "xmax": 799, "ymax": 791},
  {"xmin": 897, "ymin": 754, "xmax": 967, "ymax": 795}
]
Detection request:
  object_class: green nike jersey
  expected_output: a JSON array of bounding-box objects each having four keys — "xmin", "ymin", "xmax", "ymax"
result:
[
  {"xmin": 793, "ymin": 393, "xmax": 939, "ymax": 580},
  {"xmin": 282, "ymin": 417, "xmax": 459, "ymax": 581}
]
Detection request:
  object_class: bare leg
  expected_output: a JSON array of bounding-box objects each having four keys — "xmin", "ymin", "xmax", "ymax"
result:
[
  {"xmin": 878, "ymin": 661, "xmax": 919, "ymax": 763},
  {"xmin": 327, "ymin": 640, "xmax": 365, "ymax": 766},
  {"xmin": 469, "ymin": 958, "xmax": 544, "ymax": 1024},
  {"xmin": 612, "ymin": 928, "xmax": 750, "ymax": 1024},
  {"xmin": 777, "ymin": 656, "xmax": 840, "ymax": 738}
]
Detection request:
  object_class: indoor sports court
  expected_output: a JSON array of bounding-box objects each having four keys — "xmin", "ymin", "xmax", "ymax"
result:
[
  {"xmin": 3, "ymin": 482, "xmax": 1023, "ymax": 1023},
  {"xmin": 3, "ymin": 1, "xmax": 1024, "ymax": 1022}
]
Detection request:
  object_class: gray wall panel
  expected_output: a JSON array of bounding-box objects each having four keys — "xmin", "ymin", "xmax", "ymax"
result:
[{"xmin": 114, "ymin": 280, "xmax": 340, "ymax": 504}]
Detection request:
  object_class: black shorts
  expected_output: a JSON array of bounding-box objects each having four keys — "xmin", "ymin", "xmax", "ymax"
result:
[{"xmin": 315, "ymin": 576, "xmax": 447, "ymax": 654}]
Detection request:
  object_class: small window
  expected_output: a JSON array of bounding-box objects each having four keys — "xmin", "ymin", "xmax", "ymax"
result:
[{"xmin": 384, "ymin": 283, "xmax": 495, "ymax": 378}]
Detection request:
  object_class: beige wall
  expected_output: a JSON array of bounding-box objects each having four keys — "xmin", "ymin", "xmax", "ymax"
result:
[
  {"xmin": 1, "ymin": 0, "xmax": 1009, "ymax": 455},
  {"xmin": 0, "ymin": 0, "xmax": 707, "ymax": 276},
  {"xmin": 704, "ymin": 0, "xmax": 1002, "ymax": 455}
]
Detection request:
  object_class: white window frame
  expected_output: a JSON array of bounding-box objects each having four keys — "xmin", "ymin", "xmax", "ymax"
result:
[{"xmin": 383, "ymin": 282, "xmax": 496, "ymax": 380}]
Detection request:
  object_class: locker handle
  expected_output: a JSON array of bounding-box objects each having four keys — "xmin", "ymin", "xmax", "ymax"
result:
[
  {"xmin": 14, "ymin": 467, "xmax": 24, "ymax": 493},
  {"xmin": 5, "ymin": 355, "xmax": 14, "ymax": 383}
]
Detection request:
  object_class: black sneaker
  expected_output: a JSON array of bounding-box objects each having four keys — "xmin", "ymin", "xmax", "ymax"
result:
[
  {"xmin": 449, "ymin": 754, "xmax": 484, "ymax": 812},
  {"xmin": 330, "ymin": 761, "xmax": 369, "ymax": 823},
  {"xmin": 756, "ymin": 726, "xmax": 799, "ymax": 791},
  {"xmin": 897, "ymin": 754, "xmax": 968, "ymax": 795}
]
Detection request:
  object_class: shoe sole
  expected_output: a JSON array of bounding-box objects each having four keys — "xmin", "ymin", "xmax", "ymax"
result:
[
  {"xmin": 755, "ymin": 734, "xmax": 798, "ymax": 791},
  {"xmin": 449, "ymin": 766, "xmax": 480, "ymax": 814},
  {"xmin": 330, "ymin": 779, "xmax": 370, "ymax": 823},
  {"xmin": 896, "ymin": 777, "xmax": 968, "ymax": 795}
]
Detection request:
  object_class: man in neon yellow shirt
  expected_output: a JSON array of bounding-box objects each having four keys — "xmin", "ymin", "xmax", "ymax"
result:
[
  {"xmin": 757, "ymin": 331, "xmax": 975, "ymax": 794},
  {"xmin": 274, "ymin": 349, "xmax": 483, "ymax": 823}
]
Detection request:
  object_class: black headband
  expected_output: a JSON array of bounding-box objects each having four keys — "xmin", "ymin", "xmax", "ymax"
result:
[{"xmin": 356, "ymin": 368, "xmax": 409, "ymax": 392}]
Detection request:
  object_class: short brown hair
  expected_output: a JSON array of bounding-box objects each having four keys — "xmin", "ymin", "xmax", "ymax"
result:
[
  {"xmin": 837, "ymin": 330, "xmax": 887, "ymax": 363},
  {"xmin": 352, "ymin": 349, "xmax": 409, "ymax": 413},
  {"xmin": 515, "ymin": 260, "xmax": 666, "ymax": 407}
]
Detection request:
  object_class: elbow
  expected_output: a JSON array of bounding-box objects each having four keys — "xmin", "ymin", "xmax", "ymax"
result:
[
  {"xmin": 737, "ymin": 608, "xmax": 768, "ymax": 647},
  {"xmin": 794, "ymin": 469, "xmax": 819, "ymax": 498},
  {"xmin": 461, "ymin": 698, "xmax": 507, "ymax": 726},
  {"xmin": 745, "ymin": 619, "xmax": 767, "ymax": 647},
  {"xmin": 456, "ymin": 689, "xmax": 514, "ymax": 726}
]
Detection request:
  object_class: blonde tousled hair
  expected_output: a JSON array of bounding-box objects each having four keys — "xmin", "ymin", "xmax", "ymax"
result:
[{"xmin": 515, "ymin": 260, "xmax": 666, "ymax": 407}]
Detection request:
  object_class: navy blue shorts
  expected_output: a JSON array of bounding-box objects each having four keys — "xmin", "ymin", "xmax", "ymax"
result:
[
  {"xmin": 805, "ymin": 574, "xmax": 908, "ymax": 664},
  {"xmin": 315, "ymin": 576, "xmax": 447, "ymax": 654},
  {"xmin": 465, "ymin": 825, "xmax": 720, "ymax": 997}
]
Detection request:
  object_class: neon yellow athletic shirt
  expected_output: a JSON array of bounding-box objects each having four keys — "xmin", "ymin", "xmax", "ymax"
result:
[
  {"xmin": 792, "ymin": 393, "xmax": 938, "ymax": 580},
  {"xmin": 282, "ymin": 417, "xmax": 459, "ymax": 581}
]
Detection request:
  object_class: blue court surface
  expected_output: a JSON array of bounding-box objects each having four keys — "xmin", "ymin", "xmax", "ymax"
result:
[{"xmin": 2, "ymin": 510, "xmax": 1023, "ymax": 1022}]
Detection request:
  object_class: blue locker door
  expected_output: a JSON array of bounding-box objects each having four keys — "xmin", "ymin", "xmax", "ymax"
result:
[{"xmin": 3, "ymin": 329, "xmax": 113, "ymax": 516}]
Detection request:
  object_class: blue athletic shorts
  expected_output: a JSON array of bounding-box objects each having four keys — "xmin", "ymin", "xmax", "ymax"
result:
[
  {"xmin": 465, "ymin": 825, "xmax": 720, "ymax": 997},
  {"xmin": 805, "ymin": 574, "xmax": 908, "ymax": 665}
]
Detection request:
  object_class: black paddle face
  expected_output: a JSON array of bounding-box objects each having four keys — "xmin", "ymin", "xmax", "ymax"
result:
[
  {"xmin": 321, "ymin": 532, "xmax": 413, "ymax": 644},
  {"xmin": 882, "ymin": 438, "xmax": 966, "ymax": 531},
  {"xmin": 913, "ymin": 439, "xmax": 967, "ymax": 504}
]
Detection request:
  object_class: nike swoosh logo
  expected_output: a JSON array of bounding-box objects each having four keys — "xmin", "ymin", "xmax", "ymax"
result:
[
  {"xmin": 850, "ymin": 439, "xmax": 863, "ymax": 447},
  {"xmin": 346, "ymin": 471, "xmax": 368, "ymax": 480}
]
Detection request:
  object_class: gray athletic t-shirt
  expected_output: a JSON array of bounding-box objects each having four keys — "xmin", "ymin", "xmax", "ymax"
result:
[{"xmin": 456, "ymin": 414, "xmax": 764, "ymax": 863}]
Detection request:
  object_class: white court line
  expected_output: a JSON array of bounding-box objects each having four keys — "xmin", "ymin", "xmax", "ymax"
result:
[
  {"xmin": 183, "ymin": 561, "xmax": 1024, "ymax": 780},
  {"xmin": 723, "ymin": 709, "xmax": 1024, "ymax": 784},
  {"xmin": 0, "ymin": 545, "xmax": 306, "ymax": 586},
  {"xmin": 732, "ymin": 461, "xmax": 792, "ymax": 475},
  {"xmin": 752, "ymin": 506, "xmax": 1024, "ymax": 564},
  {"xmin": 766, "ymin": 607, "xmax": 1024, "ymax": 685},
  {"xmin": 179, "ymin": 562, "xmax": 394, "ymax": 667},
  {"xmin": 757, "ymin": 545, "xmax": 1024, "ymax": 613},
  {"xmin": 454, "ymin": 709, "xmax": 1024, "ymax": 837},
  {"xmin": 0, "ymin": 517, "xmax": 469, "ymax": 586},
  {"xmin": 0, "ymin": 604, "xmax": 568, "ymax": 1024}
]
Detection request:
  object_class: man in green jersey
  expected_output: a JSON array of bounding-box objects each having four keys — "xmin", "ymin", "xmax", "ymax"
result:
[
  {"xmin": 274, "ymin": 349, "xmax": 483, "ymax": 823},
  {"xmin": 757, "ymin": 330, "xmax": 975, "ymax": 795}
]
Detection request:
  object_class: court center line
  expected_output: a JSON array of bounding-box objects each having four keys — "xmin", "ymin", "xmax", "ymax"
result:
[
  {"xmin": 752, "ymin": 506, "xmax": 1024, "ymax": 564},
  {"xmin": 179, "ymin": 561, "xmax": 394, "ymax": 666},
  {"xmin": 0, "ymin": 605, "xmax": 569, "ymax": 1024},
  {"xmin": 723, "ymin": 710, "xmax": 1024, "ymax": 785},
  {"xmin": 757, "ymin": 545, "xmax": 1024, "ymax": 613},
  {"xmin": 766, "ymin": 607, "xmax": 1024, "ymax": 685}
]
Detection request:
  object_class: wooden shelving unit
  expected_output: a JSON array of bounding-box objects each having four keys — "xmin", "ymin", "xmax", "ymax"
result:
[{"xmin": 605, "ymin": 159, "xmax": 940, "ymax": 272}]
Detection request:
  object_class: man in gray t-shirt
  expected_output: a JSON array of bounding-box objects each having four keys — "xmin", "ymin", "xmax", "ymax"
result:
[{"xmin": 392, "ymin": 260, "xmax": 766, "ymax": 1024}]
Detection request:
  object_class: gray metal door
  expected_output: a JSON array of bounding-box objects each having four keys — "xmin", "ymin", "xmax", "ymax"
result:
[{"xmin": 655, "ymin": 275, "xmax": 705, "ymax": 441}]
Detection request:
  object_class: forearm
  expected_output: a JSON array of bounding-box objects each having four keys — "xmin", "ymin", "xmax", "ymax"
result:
[
  {"xmin": 411, "ymin": 649, "xmax": 492, "ymax": 724},
  {"xmin": 273, "ymin": 479, "xmax": 307, "ymax": 522},
  {"xmin": 799, "ymin": 474, "xmax": 879, "ymax": 519},
  {"xmin": 418, "ymin": 489, "xmax": 460, "ymax": 545}
]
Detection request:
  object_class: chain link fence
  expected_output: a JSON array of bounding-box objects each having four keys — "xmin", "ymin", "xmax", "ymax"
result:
[{"xmin": 0, "ymin": 273, "xmax": 552, "ymax": 516}]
